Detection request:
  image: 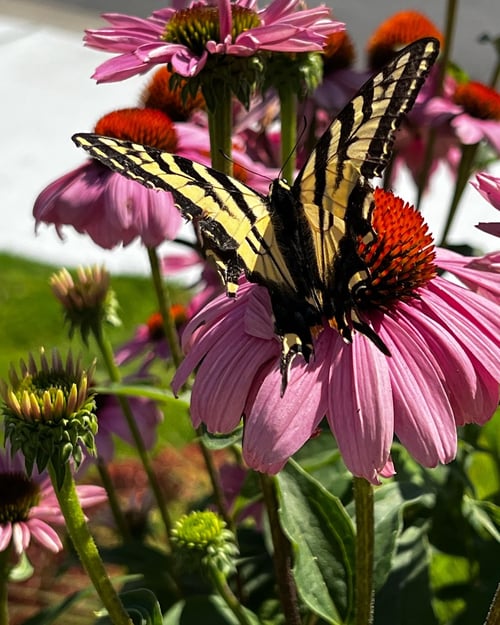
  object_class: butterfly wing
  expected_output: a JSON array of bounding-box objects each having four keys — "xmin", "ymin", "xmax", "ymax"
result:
[
  {"xmin": 292, "ymin": 37, "xmax": 440, "ymax": 292},
  {"xmin": 72, "ymin": 134, "xmax": 298, "ymax": 296}
]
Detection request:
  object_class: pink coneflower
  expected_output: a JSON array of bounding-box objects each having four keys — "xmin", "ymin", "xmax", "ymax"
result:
[
  {"xmin": 0, "ymin": 447, "xmax": 106, "ymax": 555},
  {"xmin": 366, "ymin": 10, "xmax": 444, "ymax": 69},
  {"xmin": 451, "ymin": 81, "xmax": 500, "ymax": 152},
  {"xmin": 472, "ymin": 171, "xmax": 500, "ymax": 237},
  {"xmin": 172, "ymin": 188, "xmax": 500, "ymax": 484},
  {"xmin": 85, "ymin": 0, "xmax": 343, "ymax": 83},
  {"xmin": 115, "ymin": 306, "xmax": 188, "ymax": 368},
  {"xmin": 34, "ymin": 108, "xmax": 184, "ymax": 250}
]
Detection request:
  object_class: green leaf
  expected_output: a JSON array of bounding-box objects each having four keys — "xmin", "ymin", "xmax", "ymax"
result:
[
  {"xmin": 201, "ymin": 425, "xmax": 243, "ymax": 450},
  {"xmin": 371, "ymin": 482, "xmax": 433, "ymax": 591},
  {"xmin": 374, "ymin": 525, "xmax": 438, "ymax": 625},
  {"xmin": 276, "ymin": 461, "xmax": 355, "ymax": 625},
  {"xmin": 163, "ymin": 595, "xmax": 256, "ymax": 625},
  {"xmin": 93, "ymin": 383, "xmax": 190, "ymax": 409},
  {"xmin": 119, "ymin": 588, "xmax": 163, "ymax": 625},
  {"xmin": 462, "ymin": 497, "xmax": 500, "ymax": 541},
  {"xmin": 8, "ymin": 551, "xmax": 34, "ymax": 582}
]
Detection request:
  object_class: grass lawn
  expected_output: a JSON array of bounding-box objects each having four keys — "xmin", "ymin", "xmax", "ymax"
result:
[{"xmin": 0, "ymin": 252, "xmax": 163, "ymax": 375}]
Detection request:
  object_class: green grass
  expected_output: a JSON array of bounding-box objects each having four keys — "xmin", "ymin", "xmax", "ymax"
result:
[{"xmin": 0, "ymin": 252, "xmax": 171, "ymax": 376}]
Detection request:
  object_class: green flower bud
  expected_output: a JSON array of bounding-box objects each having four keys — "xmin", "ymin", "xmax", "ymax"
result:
[
  {"xmin": 50, "ymin": 266, "xmax": 120, "ymax": 344},
  {"xmin": 1, "ymin": 348, "xmax": 98, "ymax": 487},
  {"xmin": 171, "ymin": 510, "xmax": 239, "ymax": 578}
]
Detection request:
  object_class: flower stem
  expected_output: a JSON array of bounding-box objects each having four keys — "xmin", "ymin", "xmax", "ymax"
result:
[
  {"xmin": 278, "ymin": 84, "xmax": 297, "ymax": 185},
  {"xmin": 438, "ymin": 142, "xmax": 478, "ymax": 247},
  {"xmin": 91, "ymin": 322, "xmax": 173, "ymax": 542},
  {"xmin": 147, "ymin": 245, "xmax": 183, "ymax": 368},
  {"xmin": 207, "ymin": 83, "xmax": 233, "ymax": 175},
  {"xmin": 416, "ymin": 0, "xmax": 457, "ymax": 210},
  {"xmin": 353, "ymin": 476, "xmax": 374, "ymax": 625},
  {"xmin": 209, "ymin": 565, "xmax": 254, "ymax": 625},
  {"xmin": 259, "ymin": 473, "xmax": 302, "ymax": 625},
  {"xmin": 48, "ymin": 461, "xmax": 132, "ymax": 625},
  {"xmin": 0, "ymin": 546, "xmax": 10, "ymax": 625},
  {"xmin": 484, "ymin": 582, "xmax": 500, "ymax": 625}
]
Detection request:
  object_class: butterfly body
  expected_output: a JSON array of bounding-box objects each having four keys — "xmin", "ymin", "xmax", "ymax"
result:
[{"xmin": 73, "ymin": 37, "xmax": 440, "ymax": 391}]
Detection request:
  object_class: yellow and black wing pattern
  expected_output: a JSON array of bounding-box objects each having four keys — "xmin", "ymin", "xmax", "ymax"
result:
[{"xmin": 73, "ymin": 37, "xmax": 439, "ymax": 390}]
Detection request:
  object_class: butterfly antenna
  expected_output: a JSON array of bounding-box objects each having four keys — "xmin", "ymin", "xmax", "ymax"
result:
[
  {"xmin": 218, "ymin": 150, "xmax": 275, "ymax": 185},
  {"xmin": 278, "ymin": 116, "xmax": 308, "ymax": 182}
]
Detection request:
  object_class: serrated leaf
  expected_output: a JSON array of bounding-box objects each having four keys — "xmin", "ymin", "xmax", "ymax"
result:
[
  {"xmin": 276, "ymin": 461, "xmax": 355, "ymax": 625},
  {"xmin": 463, "ymin": 497, "xmax": 500, "ymax": 542}
]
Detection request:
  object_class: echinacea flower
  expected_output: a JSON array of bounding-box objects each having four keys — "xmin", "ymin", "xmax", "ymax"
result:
[
  {"xmin": 50, "ymin": 266, "xmax": 120, "ymax": 342},
  {"xmin": 34, "ymin": 108, "xmax": 184, "ymax": 250},
  {"xmin": 450, "ymin": 81, "xmax": 500, "ymax": 152},
  {"xmin": 366, "ymin": 10, "xmax": 444, "ymax": 69},
  {"xmin": 115, "ymin": 306, "xmax": 188, "ymax": 369},
  {"xmin": 172, "ymin": 188, "xmax": 500, "ymax": 483},
  {"xmin": 472, "ymin": 171, "xmax": 500, "ymax": 236},
  {"xmin": 0, "ymin": 349, "xmax": 97, "ymax": 483},
  {"xmin": 85, "ymin": 0, "xmax": 343, "ymax": 83},
  {"xmin": 0, "ymin": 446, "xmax": 106, "ymax": 555}
]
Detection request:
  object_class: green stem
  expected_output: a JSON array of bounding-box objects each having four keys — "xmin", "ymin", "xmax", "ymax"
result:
[
  {"xmin": 353, "ymin": 477, "xmax": 374, "ymax": 625},
  {"xmin": 196, "ymin": 427, "xmax": 233, "ymax": 530},
  {"xmin": 259, "ymin": 473, "xmax": 302, "ymax": 625},
  {"xmin": 484, "ymin": 582, "xmax": 500, "ymax": 625},
  {"xmin": 438, "ymin": 142, "xmax": 478, "ymax": 247},
  {"xmin": 96, "ymin": 458, "xmax": 131, "ymax": 542},
  {"xmin": 0, "ymin": 546, "xmax": 10, "ymax": 625},
  {"xmin": 146, "ymin": 246, "xmax": 183, "ymax": 369},
  {"xmin": 435, "ymin": 0, "xmax": 458, "ymax": 97},
  {"xmin": 416, "ymin": 0, "xmax": 458, "ymax": 210},
  {"xmin": 278, "ymin": 84, "xmax": 297, "ymax": 184},
  {"xmin": 207, "ymin": 83, "xmax": 233, "ymax": 175},
  {"xmin": 92, "ymin": 323, "xmax": 173, "ymax": 542},
  {"xmin": 489, "ymin": 57, "xmax": 500, "ymax": 90},
  {"xmin": 48, "ymin": 462, "xmax": 132, "ymax": 625},
  {"xmin": 209, "ymin": 566, "xmax": 255, "ymax": 625}
]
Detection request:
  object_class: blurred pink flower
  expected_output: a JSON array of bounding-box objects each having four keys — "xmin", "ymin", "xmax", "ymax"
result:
[
  {"xmin": 0, "ymin": 448, "xmax": 106, "ymax": 555},
  {"xmin": 172, "ymin": 191, "xmax": 500, "ymax": 483},
  {"xmin": 472, "ymin": 171, "xmax": 500, "ymax": 237},
  {"xmin": 34, "ymin": 108, "xmax": 185, "ymax": 249},
  {"xmin": 85, "ymin": 0, "xmax": 343, "ymax": 82},
  {"xmin": 94, "ymin": 392, "xmax": 163, "ymax": 462},
  {"xmin": 450, "ymin": 81, "xmax": 500, "ymax": 152}
]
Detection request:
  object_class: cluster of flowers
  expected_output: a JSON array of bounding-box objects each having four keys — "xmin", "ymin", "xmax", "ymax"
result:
[{"xmin": 2, "ymin": 0, "xmax": 500, "ymax": 583}]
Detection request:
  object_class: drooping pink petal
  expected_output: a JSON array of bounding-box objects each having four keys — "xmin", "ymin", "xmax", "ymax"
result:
[
  {"xmin": 378, "ymin": 314, "xmax": 457, "ymax": 467},
  {"xmin": 0, "ymin": 525, "xmax": 12, "ymax": 552},
  {"xmin": 243, "ymin": 344, "xmax": 327, "ymax": 474},
  {"xmin": 326, "ymin": 328, "xmax": 393, "ymax": 484},
  {"xmin": 28, "ymin": 520, "xmax": 63, "ymax": 553}
]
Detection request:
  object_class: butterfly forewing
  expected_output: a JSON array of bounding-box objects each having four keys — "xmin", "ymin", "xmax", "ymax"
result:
[
  {"xmin": 73, "ymin": 134, "xmax": 298, "ymax": 294},
  {"xmin": 293, "ymin": 37, "xmax": 440, "ymax": 285}
]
